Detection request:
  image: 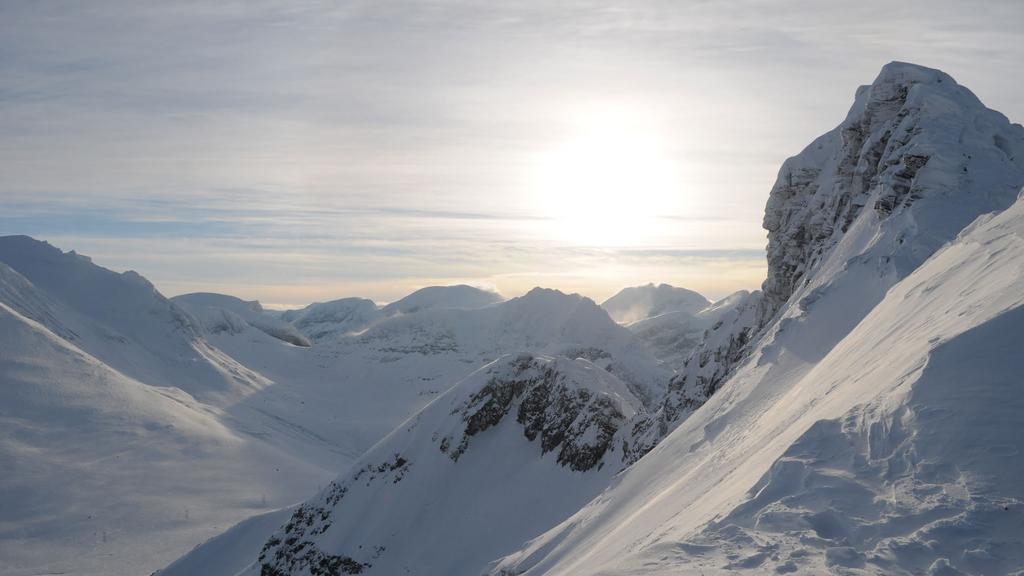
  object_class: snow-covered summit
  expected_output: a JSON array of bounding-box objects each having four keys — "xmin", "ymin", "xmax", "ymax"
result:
[
  {"xmin": 380, "ymin": 284, "xmax": 503, "ymax": 315},
  {"xmin": 279, "ymin": 297, "xmax": 380, "ymax": 341},
  {"xmin": 762, "ymin": 60, "xmax": 1024, "ymax": 320},
  {"xmin": 601, "ymin": 283, "xmax": 710, "ymax": 324},
  {"xmin": 272, "ymin": 285, "xmax": 502, "ymax": 343},
  {"xmin": 173, "ymin": 292, "xmax": 312, "ymax": 347},
  {"xmin": 643, "ymin": 61, "xmax": 1024, "ymax": 449}
]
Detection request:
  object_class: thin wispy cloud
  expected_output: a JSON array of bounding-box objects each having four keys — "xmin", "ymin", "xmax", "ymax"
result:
[{"xmin": 2, "ymin": 0, "xmax": 1022, "ymax": 304}]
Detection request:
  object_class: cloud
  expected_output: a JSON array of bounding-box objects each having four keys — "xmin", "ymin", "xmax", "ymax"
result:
[{"xmin": 2, "ymin": 0, "xmax": 1022, "ymax": 304}]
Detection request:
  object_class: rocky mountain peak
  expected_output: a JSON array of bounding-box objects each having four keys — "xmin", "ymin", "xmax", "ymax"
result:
[
  {"xmin": 622, "ymin": 63, "xmax": 1024, "ymax": 465},
  {"xmin": 761, "ymin": 61, "xmax": 1024, "ymax": 321}
]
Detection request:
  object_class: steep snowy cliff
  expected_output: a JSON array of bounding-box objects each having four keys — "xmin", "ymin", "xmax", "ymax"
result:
[
  {"xmin": 491, "ymin": 61, "xmax": 1024, "ymax": 576},
  {"xmin": 628, "ymin": 61, "xmax": 1024, "ymax": 458}
]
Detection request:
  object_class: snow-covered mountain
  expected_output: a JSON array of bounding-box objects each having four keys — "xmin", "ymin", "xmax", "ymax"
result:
[
  {"xmin": 199, "ymin": 285, "xmax": 668, "ymax": 465},
  {"xmin": 277, "ymin": 285, "xmax": 503, "ymax": 345},
  {"xmin": 491, "ymin": 61, "xmax": 1024, "ymax": 575},
  {"xmin": 173, "ymin": 292, "xmax": 312, "ymax": 347},
  {"xmin": 164, "ymin": 353, "xmax": 642, "ymax": 576},
  {"xmin": 0, "ymin": 237, "xmax": 268, "ymax": 405},
  {"xmin": 357, "ymin": 287, "xmax": 668, "ymax": 406},
  {"xmin": 601, "ymin": 282, "xmax": 710, "ymax": 324},
  {"xmin": 380, "ymin": 284, "xmax": 504, "ymax": 315},
  {"xmin": 622, "ymin": 60, "xmax": 1024, "ymax": 465},
  {"xmin": 158, "ymin": 289, "xmax": 670, "ymax": 576},
  {"xmin": 279, "ymin": 297, "xmax": 381, "ymax": 342},
  {"xmin": 605, "ymin": 284, "xmax": 744, "ymax": 368}
]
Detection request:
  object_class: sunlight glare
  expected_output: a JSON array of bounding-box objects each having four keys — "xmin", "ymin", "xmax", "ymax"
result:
[{"xmin": 534, "ymin": 104, "xmax": 683, "ymax": 246}]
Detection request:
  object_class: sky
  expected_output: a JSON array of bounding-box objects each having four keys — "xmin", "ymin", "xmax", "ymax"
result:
[{"xmin": 2, "ymin": 1, "xmax": 1023, "ymax": 307}]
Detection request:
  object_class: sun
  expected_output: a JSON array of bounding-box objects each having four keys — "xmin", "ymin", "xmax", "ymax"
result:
[{"xmin": 534, "ymin": 104, "xmax": 683, "ymax": 247}]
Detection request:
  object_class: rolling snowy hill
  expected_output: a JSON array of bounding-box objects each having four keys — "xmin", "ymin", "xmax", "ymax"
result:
[{"xmin": 0, "ymin": 237, "xmax": 269, "ymax": 405}]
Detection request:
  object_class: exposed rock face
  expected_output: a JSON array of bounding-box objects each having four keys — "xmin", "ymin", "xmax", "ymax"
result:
[
  {"xmin": 442, "ymin": 354, "xmax": 633, "ymax": 471},
  {"xmin": 699, "ymin": 61, "xmax": 1023, "ymax": 404},
  {"xmin": 254, "ymin": 354, "xmax": 642, "ymax": 575},
  {"xmin": 761, "ymin": 62, "xmax": 1024, "ymax": 321}
]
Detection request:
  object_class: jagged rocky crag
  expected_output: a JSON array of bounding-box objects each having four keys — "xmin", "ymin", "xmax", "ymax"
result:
[
  {"xmin": 252, "ymin": 354, "xmax": 641, "ymax": 576},
  {"xmin": 624, "ymin": 62, "xmax": 1024, "ymax": 462}
]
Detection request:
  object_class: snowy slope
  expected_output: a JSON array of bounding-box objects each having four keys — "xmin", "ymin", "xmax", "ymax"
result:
[
  {"xmin": 0, "ymin": 241, "xmax": 358, "ymax": 575},
  {"xmin": 0, "ymin": 236, "xmax": 269, "ymax": 405},
  {"xmin": 159, "ymin": 507, "xmax": 298, "ymax": 576},
  {"xmin": 0, "ymin": 300, "xmax": 334, "ymax": 576},
  {"xmin": 165, "ymin": 354, "xmax": 643, "ymax": 576},
  {"xmin": 490, "ymin": 62, "xmax": 1024, "ymax": 575}
]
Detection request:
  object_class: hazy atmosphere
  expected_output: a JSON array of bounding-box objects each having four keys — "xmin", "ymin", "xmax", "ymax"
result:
[
  {"xmin": 3, "ymin": 0, "xmax": 1023, "ymax": 306},
  {"xmin": 5, "ymin": 3, "xmax": 1024, "ymax": 576}
]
